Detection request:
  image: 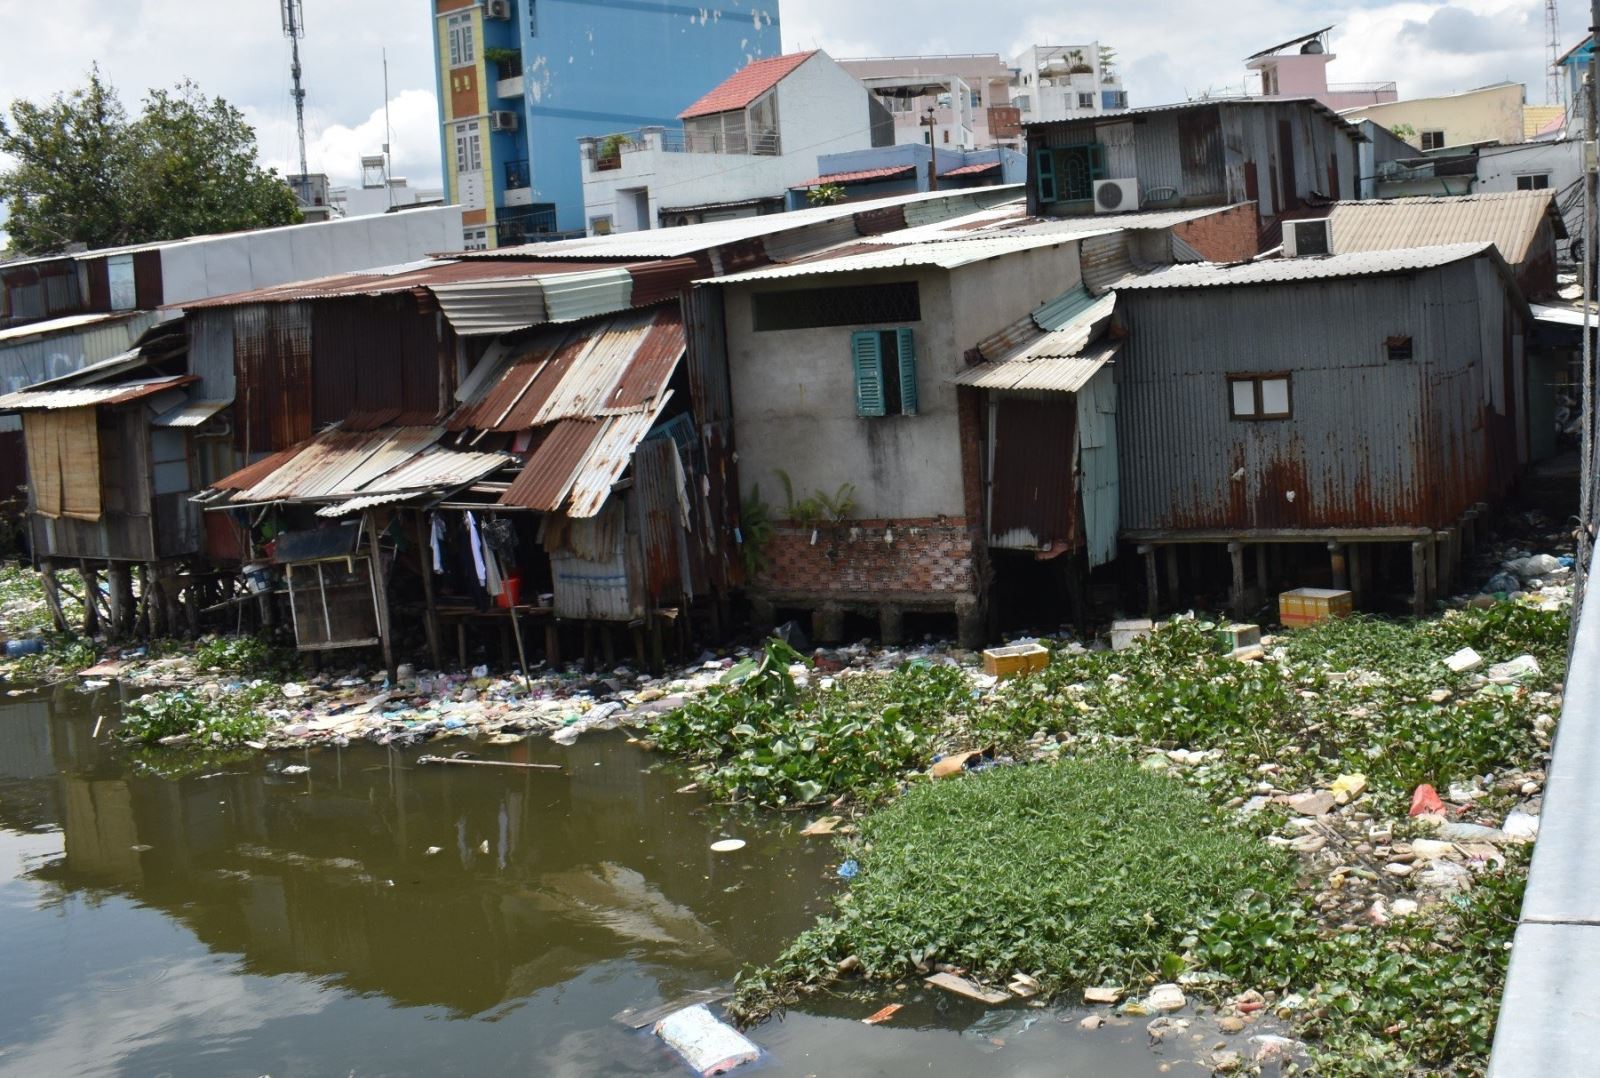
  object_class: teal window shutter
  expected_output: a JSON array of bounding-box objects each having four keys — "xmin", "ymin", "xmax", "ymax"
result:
[
  {"xmin": 1035, "ymin": 148, "xmax": 1057, "ymax": 202},
  {"xmin": 896, "ymin": 327, "xmax": 918, "ymax": 416},
  {"xmin": 852, "ymin": 331, "xmax": 885, "ymax": 417}
]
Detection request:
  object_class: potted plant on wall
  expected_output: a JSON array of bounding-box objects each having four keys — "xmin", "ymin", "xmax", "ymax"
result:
[
  {"xmin": 484, "ymin": 46, "xmax": 522, "ymax": 83},
  {"xmin": 596, "ymin": 132, "xmax": 629, "ymax": 171},
  {"xmin": 1067, "ymin": 48, "xmax": 1093, "ymax": 75}
]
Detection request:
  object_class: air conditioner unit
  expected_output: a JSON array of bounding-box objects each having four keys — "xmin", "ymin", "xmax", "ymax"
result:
[
  {"xmin": 1283, "ymin": 218, "xmax": 1333, "ymax": 257},
  {"xmin": 490, "ymin": 110, "xmax": 519, "ymax": 132},
  {"xmin": 484, "ymin": 0, "xmax": 511, "ymax": 20},
  {"xmin": 1092, "ymin": 178, "xmax": 1138, "ymax": 214}
]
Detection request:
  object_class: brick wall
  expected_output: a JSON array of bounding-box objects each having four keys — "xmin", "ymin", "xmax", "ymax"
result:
[
  {"xmin": 755, "ymin": 518, "xmax": 979, "ymax": 602},
  {"xmin": 1172, "ymin": 203, "xmax": 1261, "ymax": 261}
]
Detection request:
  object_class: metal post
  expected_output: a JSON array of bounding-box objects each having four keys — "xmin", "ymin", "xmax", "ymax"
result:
[
  {"xmin": 1228, "ymin": 542, "xmax": 1246, "ymax": 619},
  {"xmin": 365, "ymin": 513, "xmax": 397, "ymax": 681}
]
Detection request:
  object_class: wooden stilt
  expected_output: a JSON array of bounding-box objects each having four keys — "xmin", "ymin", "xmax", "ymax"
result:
[
  {"xmin": 546, "ymin": 622, "xmax": 562, "ymax": 667},
  {"xmin": 415, "ymin": 511, "xmax": 442, "ymax": 670},
  {"xmin": 39, "ymin": 561, "xmax": 68, "ymax": 634},
  {"xmin": 649, "ymin": 615, "xmax": 665, "ymax": 676},
  {"xmin": 507, "ymin": 604, "xmax": 533, "ymax": 691},
  {"xmin": 631, "ymin": 624, "xmax": 646, "ymax": 668},
  {"xmin": 1348, "ymin": 544, "xmax": 1364, "ymax": 607},
  {"xmin": 106, "ymin": 562, "xmax": 132, "ymax": 639},
  {"xmin": 365, "ymin": 513, "xmax": 397, "ymax": 681},
  {"xmin": 1425, "ymin": 535, "xmax": 1439, "ymax": 608},
  {"xmin": 456, "ymin": 622, "xmax": 468, "ymax": 669},
  {"xmin": 1164, "ymin": 545, "xmax": 1181, "ymax": 607},
  {"xmin": 135, "ymin": 565, "xmax": 151, "ymax": 639},
  {"xmin": 79, "ymin": 563, "xmax": 100, "ymax": 636},
  {"xmin": 602, "ymin": 624, "xmax": 617, "ymax": 668},
  {"xmin": 1255, "ymin": 543, "xmax": 1270, "ymax": 601},
  {"xmin": 1329, "ymin": 541, "xmax": 1348, "ymax": 591},
  {"xmin": 1228, "ymin": 542, "xmax": 1246, "ymax": 620}
]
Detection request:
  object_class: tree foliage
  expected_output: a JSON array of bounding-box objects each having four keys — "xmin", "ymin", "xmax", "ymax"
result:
[{"xmin": 0, "ymin": 69, "xmax": 301, "ymax": 256}]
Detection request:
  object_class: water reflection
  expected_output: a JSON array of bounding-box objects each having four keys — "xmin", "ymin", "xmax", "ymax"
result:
[{"xmin": 0, "ymin": 685, "xmax": 1190, "ymax": 1077}]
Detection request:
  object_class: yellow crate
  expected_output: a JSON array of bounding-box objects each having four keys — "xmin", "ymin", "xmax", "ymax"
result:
[
  {"xmin": 1279, "ymin": 588, "xmax": 1354, "ymax": 628},
  {"xmin": 982, "ymin": 643, "xmax": 1049, "ymax": 679}
]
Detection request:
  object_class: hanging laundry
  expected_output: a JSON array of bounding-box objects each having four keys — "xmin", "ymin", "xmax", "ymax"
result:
[
  {"xmin": 465, "ymin": 512, "xmax": 488, "ymax": 587},
  {"xmin": 430, "ymin": 514, "xmax": 447, "ymax": 574}
]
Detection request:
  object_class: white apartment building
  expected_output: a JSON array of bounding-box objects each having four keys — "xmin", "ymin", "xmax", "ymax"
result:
[
  {"xmin": 838, "ymin": 55, "xmax": 1019, "ymax": 150},
  {"xmin": 579, "ymin": 51, "xmax": 894, "ymax": 234},
  {"xmin": 1011, "ymin": 42, "xmax": 1128, "ymax": 124}
]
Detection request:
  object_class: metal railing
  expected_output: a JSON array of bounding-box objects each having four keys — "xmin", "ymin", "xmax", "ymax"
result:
[
  {"xmin": 1328, "ymin": 81, "xmax": 1398, "ymax": 95},
  {"xmin": 495, "ymin": 207, "xmax": 560, "ymax": 246},
  {"xmin": 583, "ymin": 127, "xmax": 783, "ymax": 166}
]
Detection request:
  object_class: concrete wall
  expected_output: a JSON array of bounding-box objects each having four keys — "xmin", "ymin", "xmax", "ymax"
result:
[
  {"xmin": 1342, "ymin": 83, "xmax": 1525, "ymax": 150},
  {"xmin": 723, "ymin": 241, "xmax": 1082, "ymax": 521},
  {"xmin": 1479, "ymin": 140, "xmax": 1583, "ymax": 258}
]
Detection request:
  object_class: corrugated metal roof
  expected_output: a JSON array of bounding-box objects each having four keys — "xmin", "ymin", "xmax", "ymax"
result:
[
  {"xmin": 0, "ymin": 311, "xmax": 147, "ymax": 344},
  {"xmin": 0, "ymin": 375, "xmax": 197, "ymax": 411},
  {"xmin": 563, "ymin": 400, "xmax": 671, "ymax": 518},
  {"xmin": 464, "ymin": 186, "xmax": 1025, "ymax": 261},
  {"xmin": 791, "ymin": 165, "xmax": 916, "ymax": 188},
  {"xmin": 954, "ymin": 339, "xmax": 1120, "ymax": 392},
  {"xmin": 679, "ymin": 52, "xmax": 815, "ymax": 118},
  {"xmin": 1025, "ymin": 95, "xmax": 1364, "ymax": 140},
  {"xmin": 499, "ymin": 419, "xmax": 599, "ymax": 512},
  {"xmin": 1118, "ymin": 243, "xmax": 1494, "ymax": 290},
  {"xmin": 940, "ymin": 161, "xmax": 1001, "ymax": 178},
  {"xmin": 174, "ymin": 257, "xmax": 622, "ymax": 310},
  {"xmin": 861, "ymin": 204, "xmax": 1231, "ymax": 245},
  {"xmin": 705, "ymin": 232, "xmax": 1083, "ymax": 284},
  {"xmin": 223, "ymin": 425, "xmax": 511, "ymax": 507},
  {"xmin": 152, "ymin": 399, "xmax": 231, "ymax": 428},
  {"xmin": 1323, "ymin": 190, "xmax": 1562, "ymax": 265}
]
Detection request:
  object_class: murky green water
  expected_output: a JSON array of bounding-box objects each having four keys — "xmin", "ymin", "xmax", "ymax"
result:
[{"xmin": 0, "ymin": 685, "xmax": 1205, "ymax": 1077}]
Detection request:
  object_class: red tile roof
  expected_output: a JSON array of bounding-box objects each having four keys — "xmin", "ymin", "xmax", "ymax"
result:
[
  {"xmin": 940, "ymin": 161, "xmax": 1001, "ymax": 178},
  {"xmin": 679, "ymin": 51, "xmax": 816, "ymax": 119},
  {"xmin": 790, "ymin": 165, "xmax": 916, "ymax": 188}
]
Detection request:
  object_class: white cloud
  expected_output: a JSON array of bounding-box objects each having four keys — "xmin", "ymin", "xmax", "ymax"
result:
[{"xmin": 250, "ymin": 89, "xmax": 443, "ymax": 190}]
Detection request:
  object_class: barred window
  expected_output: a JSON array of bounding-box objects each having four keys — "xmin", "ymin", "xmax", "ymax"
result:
[{"xmin": 751, "ymin": 282, "xmax": 921, "ymax": 332}]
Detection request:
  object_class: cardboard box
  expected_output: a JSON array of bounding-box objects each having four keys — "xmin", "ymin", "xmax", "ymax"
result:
[
  {"xmin": 982, "ymin": 643, "xmax": 1048, "ymax": 679},
  {"xmin": 1279, "ymin": 588, "xmax": 1354, "ymax": 628}
]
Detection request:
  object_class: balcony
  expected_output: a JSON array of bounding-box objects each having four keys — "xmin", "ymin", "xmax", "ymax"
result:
[
  {"xmin": 503, "ymin": 159, "xmax": 532, "ymax": 206},
  {"xmin": 580, "ymin": 126, "xmax": 782, "ymax": 172},
  {"xmin": 497, "ymin": 74, "xmax": 524, "ymax": 99},
  {"xmin": 491, "ymin": 53, "xmax": 523, "ymax": 99},
  {"xmin": 496, "ymin": 207, "xmax": 561, "ymax": 247}
]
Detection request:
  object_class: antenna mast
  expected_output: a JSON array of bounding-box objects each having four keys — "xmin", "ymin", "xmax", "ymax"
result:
[
  {"xmin": 384, "ymin": 47, "xmax": 395, "ymax": 208},
  {"xmin": 1547, "ymin": 0, "xmax": 1565, "ymax": 107},
  {"xmin": 282, "ymin": 0, "xmax": 309, "ymax": 182}
]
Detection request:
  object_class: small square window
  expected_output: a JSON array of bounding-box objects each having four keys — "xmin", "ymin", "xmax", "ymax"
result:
[
  {"xmin": 1229, "ymin": 374, "xmax": 1292, "ymax": 419},
  {"xmin": 1516, "ymin": 173, "xmax": 1551, "ymax": 191},
  {"xmin": 1420, "ymin": 130, "xmax": 1446, "ymax": 151},
  {"xmin": 1386, "ymin": 335, "xmax": 1413, "ymax": 361}
]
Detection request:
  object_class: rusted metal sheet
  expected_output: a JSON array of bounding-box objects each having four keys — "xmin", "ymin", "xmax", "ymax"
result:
[
  {"xmin": 714, "ymin": 238, "xmax": 770, "ymax": 276},
  {"xmin": 499, "ymin": 419, "xmax": 602, "ymax": 511},
  {"xmin": 565, "ymin": 405, "xmax": 670, "ymax": 519},
  {"xmin": 177, "ymin": 258, "xmax": 621, "ymax": 309},
  {"xmin": 212, "ymin": 445, "xmax": 301, "ymax": 491},
  {"xmin": 989, "ymin": 396, "xmax": 1079, "ymax": 551},
  {"xmin": 605, "ymin": 309, "xmax": 684, "ymax": 410},
  {"xmin": 1117, "ymin": 254, "xmax": 1516, "ymax": 533},
  {"xmin": 236, "ymin": 430, "xmax": 392, "ymax": 502},
  {"xmin": 1176, "ymin": 109, "xmax": 1226, "ymax": 199},
  {"xmin": 633, "ymin": 436, "xmax": 690, "ymax": 601},
  {"xmin": 853, "ymin": 205, "xmax": 908, "ymax": 236},
  {"xmin": 233, "ymin": 302, "xmax": 312, "ymax": 455},
  {"xmin": 133, "ymin": 250, "xmax": 163, "ymax": 309},
  {"xmin": 0, "ymin": 375, "xmax": 197, "ymax": 411},
  {"xmin": 626, "ymin": 258, "xmax": 701, "ymax": 307},
  {"xmin": 684, "ymin": 286, "xmax": 733, "ymax": 423},
  {"xmin": 957, "ymin": 341, "xmax": 1119, "ymax": 392},
  {"xmin": 531, "ymin": 310, "xmax": 654, "ymax": 426},
  {"xmin": 1080, "ymin": 234, "xmax": 1135, "ymax": 295},
  {"xmin": 310, "ymin": 296, "xmax": 445, "ymax": 430}
]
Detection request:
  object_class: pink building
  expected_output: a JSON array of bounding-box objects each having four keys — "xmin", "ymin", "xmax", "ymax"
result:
[{"xmin": 1247, "ymin": 27, "xmax": 1397, "ymax": 112}]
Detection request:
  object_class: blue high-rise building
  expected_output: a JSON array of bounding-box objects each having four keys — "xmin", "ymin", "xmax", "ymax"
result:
[{"xmin": 431, "ymin": 0, "xmax": 782, "ymax": 247}]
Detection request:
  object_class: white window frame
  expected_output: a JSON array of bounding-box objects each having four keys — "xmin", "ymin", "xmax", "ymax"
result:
[
  {"xmin": 454, "ymin": 121, "xmax": 483, "ymax": 175},
  {"xmin": 1228, "ymin": 373, "xmax": 1292, "ymax": 420},
  {"xmin": 446, "ymin": 12, "xmax": 475, "ymax": 68}
]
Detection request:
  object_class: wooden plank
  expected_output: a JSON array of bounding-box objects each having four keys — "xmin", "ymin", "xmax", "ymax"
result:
[{"xmin": 923, "ymin": 972, "xmax": 1010, "ymax": 1005}]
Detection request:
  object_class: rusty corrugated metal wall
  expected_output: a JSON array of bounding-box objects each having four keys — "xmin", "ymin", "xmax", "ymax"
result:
[
  {"xmin": 185, "ymin": 309, "xmax": 237, "ymax": 403},
  {"xmin": 234, "ymin": 302, "xmax": 312, "ymax": 455},
  {"xmin": 311, "ymin": 296, "xmax": 451, "ymax": 430},
  {"xmin": 988, "ymin": 395, "xmax": 1079, "ymax": 551},
  {"xmin": 1117, "ymin": 259, "xmax": 1515, "ymax": 535},
  {"xmin": 682, "ymin": 285, "xmax": 741, "ymax": 588}
]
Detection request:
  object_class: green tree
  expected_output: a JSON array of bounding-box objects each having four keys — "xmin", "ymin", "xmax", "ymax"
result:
[{"xmin": 0, "ymin": 70, "xmax": 301, "ymax": 256}]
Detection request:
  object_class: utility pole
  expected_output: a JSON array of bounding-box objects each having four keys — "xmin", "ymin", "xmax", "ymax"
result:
[
  {"xmin": 1550, "ymin": 0, "xmax": 1567, "ymax": 108},
  {"xmin": 923, "ymin": 106, "xmax": 939, "ymax": 191},
  {"xmin": 282, "ymin": 0, "xmax": 309, "ymax": 188},
  {"xmin": 1580, "ymin": 0, "xmax": 1599, "ymax": 616},
  {"xmin": 383, "ymin": 47, "xmax": 395, "ymax": 208}
]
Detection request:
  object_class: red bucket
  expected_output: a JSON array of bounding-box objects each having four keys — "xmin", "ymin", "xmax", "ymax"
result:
[{"xmin": 495, "ymin": 573, "xmax": 523, "ymax": 608}]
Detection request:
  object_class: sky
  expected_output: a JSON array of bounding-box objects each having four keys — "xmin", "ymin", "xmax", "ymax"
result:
[{"xmin": 0, "ymin": 0, "xmax": 1566, "ymax": 202}]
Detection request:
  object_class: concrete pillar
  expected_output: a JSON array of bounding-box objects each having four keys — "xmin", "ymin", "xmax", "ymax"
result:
[
  {"xmin": 812, "ymin": 603, "xmax": 845, "ymax": 645},
  {"xmin": 879, "ymin": 605, "xmax": 904, "ymax": 646},
  {"xmin": 955, "ymin": 597, "xmax": 985, "ymax": 650},
  {"xmin": 1228, "ymin": 542, "xmax": 1246, "ymax": 619}
]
